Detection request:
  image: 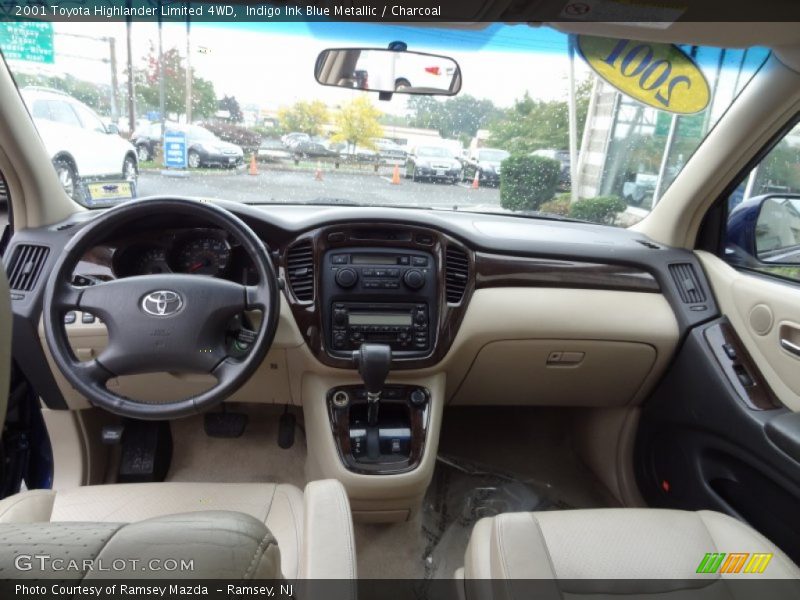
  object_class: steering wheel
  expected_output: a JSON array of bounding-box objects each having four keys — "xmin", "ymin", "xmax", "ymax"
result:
[{"xmin": 43, "ymin": 198, "xmax": 279, "ymax": 420}]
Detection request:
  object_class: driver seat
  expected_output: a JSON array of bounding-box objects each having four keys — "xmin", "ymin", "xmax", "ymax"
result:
[{"xmin": 0, "ymin": 268, "xmax": 356, "ymax": 579}]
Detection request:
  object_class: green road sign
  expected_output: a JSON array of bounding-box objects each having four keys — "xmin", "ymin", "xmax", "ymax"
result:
[
  {"xmin": 0, "ymin": 22, "xmax": 54, "ymax": 64},
  {"xmin": 655, "ymin": 111, "xmax": 705, "ymax": 139}
]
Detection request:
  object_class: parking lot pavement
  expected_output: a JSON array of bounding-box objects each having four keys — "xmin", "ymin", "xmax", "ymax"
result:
[{"xmin": 136, "ymin": 167, "xmax": 501, "ymax": 209}]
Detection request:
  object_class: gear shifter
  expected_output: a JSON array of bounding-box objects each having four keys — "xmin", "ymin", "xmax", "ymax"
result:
[{"xmin": 353, "ymin": 343, "xmax": 392, "ymax": 426}]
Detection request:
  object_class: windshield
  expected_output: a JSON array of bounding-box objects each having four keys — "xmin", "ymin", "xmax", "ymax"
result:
[
  {"xmin": 417, "ymin": 147, "xmax": 452, "ymax": 158},
  {"xmin": 479, "ymin": 150, "xmax": 510, "ymax": 162},
  {"xmin": 1, "ymin": 21, "xmax": 769, "ymax": 225}
]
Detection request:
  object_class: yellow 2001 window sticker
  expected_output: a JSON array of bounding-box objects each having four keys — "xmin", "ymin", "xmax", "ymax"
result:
[{"xmin": 576, "ymin": 35, "xmax": 710, "ymax": 115}]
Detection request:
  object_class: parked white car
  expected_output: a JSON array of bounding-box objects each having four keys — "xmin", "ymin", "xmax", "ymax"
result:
[{"xmin": 21, "ymin": 87, "xmax": 137, "ymax": 201}]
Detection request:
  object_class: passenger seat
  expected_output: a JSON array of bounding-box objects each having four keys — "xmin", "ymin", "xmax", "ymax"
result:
[{"xmin": 459, "ymin": 508, "xmax": 799, "ymax": 598}]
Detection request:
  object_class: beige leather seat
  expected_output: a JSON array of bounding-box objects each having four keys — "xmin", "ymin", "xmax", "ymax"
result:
[
  {"xmin": 461, "ymin": 508, "xmax": 800, "ymax": 598},
  {"xmin": 0, "ymin": 480, "xmax": 355, "ymax": 579},
  {"xmin": 0, "ymin": 267, "xmax": 356, "ymax": 579}
]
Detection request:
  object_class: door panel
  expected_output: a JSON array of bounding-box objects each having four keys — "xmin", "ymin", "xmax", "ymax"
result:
[
  {"xmin": 635, "ymin": 317, "xmax": 800, "ymax": 563},
  {"xmin": 698, "ymin": 251, "xmax": 800, "ymax": 411}
]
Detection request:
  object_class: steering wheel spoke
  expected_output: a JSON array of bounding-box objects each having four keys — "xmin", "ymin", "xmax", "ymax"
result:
[
  {"xmin": 53, "ymin": 282, "xmax": 83, "ymax": 311},
  {"xmin": 73, "ymin": 358, "xmax": 114, "ymax": 387},
  {"xmin": 245, "ymin": 284, "xmax": 267, "ymax": 310}
]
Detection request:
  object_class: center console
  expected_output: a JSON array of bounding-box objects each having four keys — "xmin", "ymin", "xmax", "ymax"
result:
[{"xmin": 321, "ymin": 248, "xmax": 437, "ymax": 359}]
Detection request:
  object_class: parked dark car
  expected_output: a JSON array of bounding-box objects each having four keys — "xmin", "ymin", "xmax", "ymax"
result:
[
  {"xmin": 405, "ymin": 145, "xmax": 461, "ymax": 184},
  {"xmin": 292, "ymin": 139, "xmax": 339, "ymax": 160},
  {"xmin": 461, "ymin": 148, "xmax": 510, "ymax": 186},
  {"xmin": 130, "ymin": 122, "xmax": 162, "ymax": 162},
  {"xmin": 133, "ymin": 123, "xmax": 244, "ymax": 168}
]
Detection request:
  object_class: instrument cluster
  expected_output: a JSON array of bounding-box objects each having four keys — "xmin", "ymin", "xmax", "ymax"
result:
[{"xmin": 112, "ymin": 229, "xmax": 237, "ymax": 279}]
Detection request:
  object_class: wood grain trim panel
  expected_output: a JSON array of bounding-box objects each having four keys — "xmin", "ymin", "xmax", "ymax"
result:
[{"xmin": 475, "ymin": 252, "xmax": 660, "ymax": 293}]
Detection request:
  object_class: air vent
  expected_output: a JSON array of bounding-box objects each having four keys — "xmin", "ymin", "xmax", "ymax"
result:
[
  {"xmin": 635, "ymin": 239, "xmax": 661, "ymax": 249},
  {"xmin": 6, "ymin": 244, "xmax": 50, "ymax": 292},
  {"xmin": 669, "ymin": 263, "xmax": 706, "ymax": 304},
  {"xmin": 445, "ymin": 246, "xmax": 469, "ymax": 304},
  {"xmin": 0, "ymin": 175, "xmax": 7, "ymax": 205},
  {"xmin": 286, "ymin": 241, "xmax": 314, "ymax": 302}
]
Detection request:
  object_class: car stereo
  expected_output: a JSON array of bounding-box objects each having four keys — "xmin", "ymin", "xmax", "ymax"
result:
[{"xmin": 321, "ymin": 248, "xmax": 437, "ymax": 357}]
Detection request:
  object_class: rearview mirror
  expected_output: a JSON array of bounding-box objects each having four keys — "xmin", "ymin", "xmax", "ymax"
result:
[
  {"xmin": 315, "ymin": 48, "xmax": 461, "ymax": 96},
  {"xmin": 105, "ymin": 123, "xmax": 120, "ymax": 135},
  {"xmin": 727, "ymin": 194, "xmax": 800, "ymax": 265}
]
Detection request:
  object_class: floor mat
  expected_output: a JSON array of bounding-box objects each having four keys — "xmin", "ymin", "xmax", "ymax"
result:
[
  {"xmin": 165, "ymin": 403, "xmax": 307, "ymax": 490},
  {"xmin": 355, "ymin": 454, "xmax": 572, "ymax": 582},
  {"xmin": 421, "ymin": 455, "xmax": 572, "ymax": 580}
]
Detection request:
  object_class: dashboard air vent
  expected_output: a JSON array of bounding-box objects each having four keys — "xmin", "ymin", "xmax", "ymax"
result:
[
  {"xmin": 635, "ymin": 239, "xmax": 661, "ymax": 249},
  {"xmin": 286, "ymin": 241, "xmax": 314, "ymax": 301},
  {"xmin": 0, "ymin": 175, "xmax": 7, "ymax": 205},
  {"xmin": 445, "ymin": 246, "xmax": 469, "ymax": 304},
  {"xmin": 669, "ymin": 263, "xmax": 706, "ymax": 304},
  {"xmin": 6, "ymin": 244, "xmax": 50, "ymax": 292}
]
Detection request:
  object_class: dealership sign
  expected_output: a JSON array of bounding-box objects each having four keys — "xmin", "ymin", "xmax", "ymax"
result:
[{"xmin": 576, "ymin": 35, "xmax": 710, "ymax": 115}]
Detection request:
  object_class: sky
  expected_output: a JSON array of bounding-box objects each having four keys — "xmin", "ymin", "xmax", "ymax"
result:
[{"xmin": 4, "ymin": 20, "xmax": 768, "ymax": 124}]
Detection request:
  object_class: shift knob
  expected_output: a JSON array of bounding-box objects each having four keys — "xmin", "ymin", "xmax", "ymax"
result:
[{"xmin": 353, "ymin": 343, "xmax": 392, "ymax": 397}]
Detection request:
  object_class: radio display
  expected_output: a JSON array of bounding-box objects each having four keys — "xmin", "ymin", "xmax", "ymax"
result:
[
  {"xmin": 349, "ymin": 313, "xmax": 412, "ymax": 326},
  {"xmin": 351, "ymin": 254, "xmax": 397, "ymax": 265}
]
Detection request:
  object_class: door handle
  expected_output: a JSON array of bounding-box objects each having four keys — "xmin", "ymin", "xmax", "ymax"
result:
[{"xmin": 780, "ymin": 337, "xmax": 800, "ymax": 358}]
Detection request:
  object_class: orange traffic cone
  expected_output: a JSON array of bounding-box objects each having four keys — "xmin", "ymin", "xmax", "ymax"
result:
[
  {"xmin": 471, "ymin": 170, "xmax": 480, "ymax": 189},
  {"xmin": 315, "ymin": 162, "xmax": 323, "ymax": 181},
  {"xmin": 248, "ymin": 153, "xmax": 258, "ymax": 176},
  {"xmin": 391, "ymin": 164, "xmax": 401, "ymax": 185}
]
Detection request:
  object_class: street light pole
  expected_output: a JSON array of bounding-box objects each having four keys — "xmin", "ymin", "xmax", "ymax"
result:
[
  {"xmin": 126, "ymin": 12, "xmax": 136, "ymax": 133},
  {"xmin": 158, "ymin": 3, "xmax": 165, "ymax": 138},
  {"xmin": 108, "ymin": 37, "xmax": 119, "ymax": 123},
  {"xmin": 185, "ymin": 10, "xmax": 192, "ymax": 124}
]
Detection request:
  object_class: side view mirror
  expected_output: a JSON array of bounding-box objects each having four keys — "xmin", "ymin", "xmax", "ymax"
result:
[
  {"xmin": 106, "ymin": 123, "xmax": 120, "ymax": 135},
  {"xmin": 315, "ymin": 47, "xmax": 461, "ymax": 96},
  {"xmin": 727, "ymin": 194, "xmax": 800, "ymax": 265}
]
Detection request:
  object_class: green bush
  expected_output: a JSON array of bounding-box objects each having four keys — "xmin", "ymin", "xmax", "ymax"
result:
[
  {"xmin": 569, "ymin": 196, "xmax": 627, "ymax": 225},
  {"xmin": 499, "ymin": 155, "xmax": 561, "ymax": 212}
]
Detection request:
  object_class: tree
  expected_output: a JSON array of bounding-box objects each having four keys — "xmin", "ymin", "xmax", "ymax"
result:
[
  {"xmin": 407, "ymin": 94, "xmax": 501, "ymax": 144},
  {"xmin": 277, "ymin": 100, "xmax": 329, "ymax": 136},
  {"xmin": 488, "ymin": 79, "xmax": 592, "ymax": 154},
  {"xmin": 133, "ymin": 44, "xmax": 217, "ymax": 120},
  {"xmin": 218, "ymin": 95, "xmax": 243, "ymax": 122},
  {"xmin": 331, "ymin": 96, "xmax": 383, "ymax": 151}
]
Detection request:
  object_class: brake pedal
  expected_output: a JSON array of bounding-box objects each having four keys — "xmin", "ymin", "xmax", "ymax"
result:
[
  {"xmin": 278, "ymin": 410, "xmax": 295, "ymax": 449},
  {"xmin": 204, "ymin": 411, "xmax": 248, "ymax": 438}
]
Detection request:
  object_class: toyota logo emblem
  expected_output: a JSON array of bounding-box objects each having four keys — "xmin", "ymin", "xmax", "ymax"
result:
[{"xmin": 141, "ymin": 290, "xmax": 184, "ymax": 316}]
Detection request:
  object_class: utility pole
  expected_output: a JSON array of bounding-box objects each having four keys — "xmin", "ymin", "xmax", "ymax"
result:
[
  {"xmin": 108, "ymin": 37, "xmax": 119, "ymax": 122},
  {"xmin": 126, "ymin": 12, "xmax": 136, "ymax": 133},
  {"xmin": 158, "ymin": 4, "xmax": 165, "ymax": 138},
  {"xmin": 185, "ymin": 10, "xmax": 192, "ymax": 124},
  {"xmin": 567, "ymin": 35, "xmax": 579, "ymax": 204}
]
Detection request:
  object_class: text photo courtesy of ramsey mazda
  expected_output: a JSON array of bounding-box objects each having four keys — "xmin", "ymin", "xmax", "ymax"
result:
[{"xmin": 1, "ymin": 1, "xmax": 800, "ymax": 599}]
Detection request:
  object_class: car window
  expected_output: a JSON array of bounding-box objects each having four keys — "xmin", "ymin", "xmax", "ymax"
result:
[
  {"xmin": 46, "ymin": 100, "xmax": 81, "ymax": 128},
  {"xmin": 30, "ymin": 100, "xmax": 49, "ymax": 120},
  {"xmin": 71, "ymin": 102, "xmax": 106, "ymax": 133},
  {"xmin": 724, "ymin": 120, "xmax": 800, "ymax": 283}
]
